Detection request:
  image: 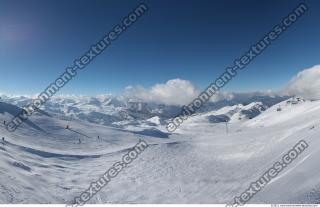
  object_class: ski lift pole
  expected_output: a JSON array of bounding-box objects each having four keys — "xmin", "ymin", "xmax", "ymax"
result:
[
  {"xmin": 65, "ymin": 126, "xmax": 92, "ymax": 139},
  {"xmin": 225, "ymin": 120, "xmax": 229, "ymax": 134}
]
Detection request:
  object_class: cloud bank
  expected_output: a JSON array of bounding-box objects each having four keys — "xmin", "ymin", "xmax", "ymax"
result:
[
  {"xmin": 283, "ymin": 65, "xmax": 320, "ymax": 100},
  {"xmin": 121, "ymin": 79, "xmax": 279, "ymax": 106},
  {"xmin": 123, "ymin": 79, "xmax": 200, "ymax": 105}
]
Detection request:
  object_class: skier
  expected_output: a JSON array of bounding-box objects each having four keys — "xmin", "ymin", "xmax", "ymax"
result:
[
  {"xmin": 97, "ymin": 135, "xmax": 100, "ymax": 140},
  {"xmin": 66, "ymin": 125, "xmax": 69, "ymax": 129},
  {"xmin": 78, "ymin": 138, "xmax": 81, "ymax": 144},
  {"xmin": 2, "ymin": 137, "xmax": 5, "ymax": 144}
]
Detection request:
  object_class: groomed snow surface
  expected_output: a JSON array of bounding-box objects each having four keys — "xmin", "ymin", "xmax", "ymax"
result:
[{"xmin": 0, "ymin": 98, "xmax": 320, "ymax": 204}]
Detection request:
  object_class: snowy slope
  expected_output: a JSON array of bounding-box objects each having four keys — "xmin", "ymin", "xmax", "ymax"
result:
[
  {"xmin": 0, "ymin": 98, "xmax": 320, "ymax": 204},
  {"xmin": 0, "ymin": 101, "xmax": 181, "ymax": 203}
]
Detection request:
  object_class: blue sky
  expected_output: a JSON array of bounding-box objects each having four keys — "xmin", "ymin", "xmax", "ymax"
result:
[{"xmin": 0, "ymin": 0, "xmax": 319, "ymax": 95}]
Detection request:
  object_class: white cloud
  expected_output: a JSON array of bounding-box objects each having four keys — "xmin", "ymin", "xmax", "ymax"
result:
[
  {"xmin": 122, "ymin": 79, "xmax": 282, "ymax": 105},
  {"xmin": 123, "ymin": 79, "xmax": 200, "ymax": 105},
  {"xmin": 283, "ymin": 65, "xmax": 320, "ymax": 100}
]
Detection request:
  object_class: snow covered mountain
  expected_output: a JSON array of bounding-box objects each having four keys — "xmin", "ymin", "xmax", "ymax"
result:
[{"xmin": 0, "ymin": 94, "xmax": 287, "ymax": 128}]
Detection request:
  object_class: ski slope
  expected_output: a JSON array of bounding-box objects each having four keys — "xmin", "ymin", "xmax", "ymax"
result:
[{"xmin": 0, "ymin": 98, "xmax": 320, "ymax": 204}]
